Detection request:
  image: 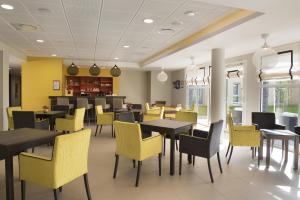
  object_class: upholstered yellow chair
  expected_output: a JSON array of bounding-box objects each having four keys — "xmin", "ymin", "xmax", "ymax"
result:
[
  {"xmin": 163, "ymin": 111, "xmax": 198, "ymax": 155},
  {"xmin": 6, "ymin": 106, "xmax": 22, "ymax": 130},
  {"xmin": 19, "ymin": 129, "xmax": 92, "ymax": 200},
  {"xmin": 95, "ymin": 105, "xmax": 114, "ymax": 137},
  {"xmin": 143, "ymin": 107, "xmax": 164, "ymax": 121},
  {"xmin": 226, "ymin": 113, "xmax": 261, "ymax": 165},
  {"xmin": 181, "ymin": 103, "xmax": 198, "ymax": 113},
  {"xmin": 113, "ymin": 121, "xmax": 162, "ymax": 187},
  {"xmin": 55, "ymin": 108, "xmax": 85, "ymax": 133},
  {"xmin": 145, "ymin": 102, "xmax": 161, "ymax": 115}
]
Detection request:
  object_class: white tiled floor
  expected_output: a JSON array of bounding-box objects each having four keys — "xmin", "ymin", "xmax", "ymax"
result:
[{"xmin": 0, "ymin": 125, "xmax": 299, "ymax": 200}]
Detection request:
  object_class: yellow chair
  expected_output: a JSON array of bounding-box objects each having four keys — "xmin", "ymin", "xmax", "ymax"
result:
[
  {"xmin": 6, "ymin": 106, "xmax": 22, "ymax": 130},
  {"xmin": 226, "ymin": 113, "xmax": 261, "ymax": 165},
  {"xmin": 181, "ymin": 103, "xmax": 198, "ymax": 113},
  {"xmin": 55, "ymin": 108, "xmax": 85, "ymax": 133},
  {"xmin": 113, "ymin": 121, "xmax": 162, "ymax": 187},
  {"xmin": 145, "ymin": 102, "xmax": 161, "ymax": 115},
  {"xmin": 143, "ymin": 107, "xmax": 164, "ymax": 121},
  {"xmin": 19, "ymin": 129, "xmax": 92, "ymax": 200},
  {"xmin": 95, "ymin": 105, "xmax": 114, "ymax": 137}
]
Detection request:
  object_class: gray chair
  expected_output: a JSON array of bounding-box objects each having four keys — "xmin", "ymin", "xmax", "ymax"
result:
[
  {"xmin": 77, "ymin": 98, "xmax": 93, "ymax": 124},
  {"xmin": 95, "ymin": 97, "xmax": 110, "ymax": 111},
  {"xmin": 57, "ymin": 97, "xmax": 74, "ymax": 109}
]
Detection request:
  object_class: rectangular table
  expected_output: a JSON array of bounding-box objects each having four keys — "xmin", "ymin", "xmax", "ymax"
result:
[
  {"xmin": 140, "ymin": 119, "xmax": 193, "ymax": 175},
  {"xmin": 259, "ymin": 129, "xmax": 299, "ymax": 170},
  {"xmin": 35, "ymin": 111, "xmax": 66, "ymax": 131},
  {"xmin": 0, "ymin": 128, "xmax": 60, "ymax": 200}
]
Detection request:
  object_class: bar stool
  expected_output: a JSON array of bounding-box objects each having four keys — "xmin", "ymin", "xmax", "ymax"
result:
[
  {"xmin": 57, "ymin": 97, "xmax": 74, "ymax": 113},
  {"xmin": 95, "ymin": 97, "xmax": 110, "ymax": 111},
  {"xmin": 77, "ymin": 98, "xmax": 93, "ymax": 124}
]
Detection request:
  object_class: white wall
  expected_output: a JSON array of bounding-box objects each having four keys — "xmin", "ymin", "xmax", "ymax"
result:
[
  {"xmin": 149, "ymin": 71, "xmax": 172, "ymax": 105},
  {"xmin": 119, "ymin": 69, "xmax": 148, "ymax": 108},
  {"xmin": 171, "ymin": 69, "xmax": 187, "ymax": 107}
]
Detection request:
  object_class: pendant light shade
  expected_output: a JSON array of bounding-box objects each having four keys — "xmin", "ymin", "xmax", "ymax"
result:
[
  {"xmin": 157, "ymin": 68, "xmax": 168, "ymax": 82},
  {"xmin": 110, "ymin": 64, "xmax": 121, "ymax": 77},
  {"xmin": 89, "ymin": 63, "xmax": 100, "ymax": 76},
  {"xmin": 252, "ymin": 33, "xmax": 278, "ymax": 70},
  {"xmin": 67, "ymin": 62, "xmax": 79, "ymax": 75}
]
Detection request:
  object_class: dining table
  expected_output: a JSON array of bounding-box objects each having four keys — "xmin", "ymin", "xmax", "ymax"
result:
[
  {"xmin": 140, "ymin": 119, "xmax": 193, "ymax": 175},
  {"xmin": 35, "ymin": 110, "xmax": 66, "ymax": 131},
  {"xmin": 0, "ymin": 128, "xmax": 60, "ymax": 200}
]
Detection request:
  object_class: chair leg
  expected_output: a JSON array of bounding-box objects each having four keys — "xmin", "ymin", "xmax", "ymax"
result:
[
  {"xmin": 258, "ymin": 147, "xmax": 260, "ymax": 167},
  {"xmin": 225, "ymin": 143, "xmax": 231, "ymax": 157},
  {"xmin": 192, "ymin": 155, "xmax": 195, "ymax": 166},
  {"xmin": 158, "ymin": 153, "xmax": 162, "ymax": 176},
  {"xmin": 94, "ymin": 125, "xmax": 98, "ymax": 136},
  {"xmin": 31, "ymin": 148, "xmax": 35, "ymax": 153},
  {"xmin": 99, "ymin": 125, "xmax": 103, "ymax": 134},
  {"xmin": 281, "ymin": 140, "xmax": 284, "ymax": 159},
  {"xmin": 227, "ymin": 146, "xmax": 234, "ymax": 164},
  {"xmin": 133, "ymin": 160, "xmax": 136, "ymax": 168},
  {"xmin": 163, "ymin": 137, "xmax": 166, "ymax": 156},
  {"xmin": 207, "ymin": 158, "xmax": 214, "ymax": 183},
  {"xmin": 21, "ymin": 180, "xmax": 25, "ymax": 200},
  {"xmin": 84, "ymin": 174, "xmax": 92, "ymax": 200},
  {"xmin": 113, "ymin": 154, "xmax": 119, "ymax": 178},
  {"xmin": 135, "ymin": 161, "xmax": 142, "ymax": 187},
  {"xmin": 59, "ymin": 187, "xmax": 62, "ymax": 192},
  {"xmin": 179, "ymin": 152, "xmax": 182, "ymax": 175},
  {"xmin": 53, "ymin": 189, "xmax": 58, "ymax": 200},
  {"xmin": 217, "ymin": 152, "xmax": 223, "ymax": 173},
  {"xmin": 175, "ymin": 141, "xmax": 178, "ymax": 151},
  {"xmin": 252, "ymin": 147, "xmax": 255, "ymax": 158},
  {"xmin": 111, "ymin": 125, "xmax": 114, "ymax": 138}
]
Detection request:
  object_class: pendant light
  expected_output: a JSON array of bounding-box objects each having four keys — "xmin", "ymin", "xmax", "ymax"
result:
[
  {"xmin": 110, "ymin": 64, "xmax": 121, "ymax": 77},
  {"xmin": 67, "ymin": 62, "xmax": 79, "ymax": 75},
  {"xmin": 252, "ymin": 33, "xmax": 278, "ymax": 70},
  {"xmin": 89, "ymin": 63, "xmax": 100, "ymax": 76},
  {"xmin": 157, "ymin": 67, "xmax": 168, "ymax": 82}
]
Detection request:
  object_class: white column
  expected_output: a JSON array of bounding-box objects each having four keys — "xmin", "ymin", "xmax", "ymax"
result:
[
  {"xmin": 0, "ymin": 50, "xmax": 9, "ymax": 130},
  {"xmin": 210, "ymin": 48, "xmax": 226, "ymax": 123}
]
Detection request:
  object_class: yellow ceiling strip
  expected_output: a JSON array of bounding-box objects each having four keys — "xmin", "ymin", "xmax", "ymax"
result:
[{"xmin": 140, "ymin": 9, "xmax": 259, "ymax": 67}]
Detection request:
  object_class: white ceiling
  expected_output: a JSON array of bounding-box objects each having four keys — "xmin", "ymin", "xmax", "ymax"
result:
[
  {"xmin": 0, "ymin": 0, "xmax": 237, "ymax": 66},
  {"xmin": 147, "ymin": 0, "xmax": 300, "ymax": 70}
]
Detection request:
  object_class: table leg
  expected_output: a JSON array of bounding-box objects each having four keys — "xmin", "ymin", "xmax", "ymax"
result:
[
  {"xmin": 187, "ymin": 128, "xmax": 192, "ymax": 164},
  {"xmin": 294, "ymin": 136, "xmax": 299, "ymax": 170},
  {"xmin": 170, "ymin": 132, "xmax": 175, "ymax": 175},
  {"xmin": 284, "ymin": 139, "xmax": 289, "ymax": 162},
  {"xmin": 5, "ymin": 156, "xmax": 14, "ymax": 200},
  {"xmin": 49, "ymin": 117, "xmax": 55, "ymax": 131},
  {"xmin": 258, "ymin": 134, "xmax": 263, "ymax": 160},
  {"xmin": 266, "ymin": 138, "xmax": 271, "ymax": 169}
]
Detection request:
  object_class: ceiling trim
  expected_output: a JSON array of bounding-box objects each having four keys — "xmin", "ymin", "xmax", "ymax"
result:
[{"xmin": 139, "ymin": 9, "xmax": 261, "ymax": 67}]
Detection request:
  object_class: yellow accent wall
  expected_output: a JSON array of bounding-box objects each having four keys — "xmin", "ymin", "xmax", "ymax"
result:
[
  {"xmin": 22, "ymin": 58, "xmax": 63, "ymax": 110},
  {"xmin": 62, "ymin": 67, "xmax": 119, "ymax": 95}
]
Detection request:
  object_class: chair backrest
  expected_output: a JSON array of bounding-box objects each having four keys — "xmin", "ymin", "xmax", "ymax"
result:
[
  {"xmin": 145, "ymin": 103, "xmax": 150, "ymax": 111},
  {"xmin": 113, "ymin": 98, "xmax": 123, "ymax": 110},
  {"xmin": 77, "ymin": 98, "xmax": 88, "ymax": 109},
  {"xmin": 95, "ymin": 105, "xmax": 104, "ymax": 115},
  {"xmin": 160, "ymin": 107, "xmax": 165, "ymax": 119},
  {"xmin": 13, "ymin": 111, "xmax": 36, "ymax": 129},
  {"xmin": 252, "ymin": 112, "xmax": 276, "ymax": 129},
  {"xmin": 51, "ymin": 105, "xmax": 69, "ymax": 114},
  {"xmin": 117, "ymin": 112, "xmax": 135, "ymax": 123},
  {"xmin": 175, "ymin": 111, "xmax": 198, "ymax": 124},
  {"xmin": 57, "ymin": 97, "xmax": 69, "ymax": 106},
  {"xmin": 7, "ymin": 106, "xmax": 22, "ymax": 129},
  {"xmin": 191, "ymin": 103, "xmax": 198, "ymax": 113},
  {"xmin": 74, "ymin": 108, "xmax": 85, "ymax": 128},
  {"xmin": 95, "ymin": 98, "xmax": 106, "ymax": 108},
  {"xmin": 226, "ymin": 113, "xmax": 234, "ymax": 133},
  {"xmin": 114, "ymin": 121, "xmax": 141, "ymax": 159},
  {"xmin": 207, "ymin": 120, "xmax": 224, "ymax": 156},
  {"xmin": 52, "ymin": 129, "xmax": 91, "ymax": 187}
]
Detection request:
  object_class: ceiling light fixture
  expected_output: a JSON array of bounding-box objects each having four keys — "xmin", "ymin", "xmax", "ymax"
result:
[
  {"xmin": 143, "ymin": 18, "xmax": 154, "ymax": 24},
  {"xmin": 184, "ymin": 11, "xmax": 196, "ymax": 17},
  {"xmin": 51, "ymin": 54, "xmax": 57, "ymax": 57},
  {"xmin": 157, "ymin": 68, "xmax": 168, "ymax": 82},
  {"xmin": 123, "ymin": 45, "xmax": 130, "ymax": 48},
  {"xmin": 110, "ymin": 64, "xmax": 121, "ymax": 77},
  {"xmin": 36, "ymin": 39, "xmax": 44, "ymax": 43},
  {"xmin": 1, "ymin": 4, "xmax": 14, "ymax": 10}
]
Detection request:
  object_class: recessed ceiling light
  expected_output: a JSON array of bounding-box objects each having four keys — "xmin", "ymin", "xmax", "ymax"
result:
[
  {"xmin": 184, "ymin": 11, "xmax": 196, "ymax": 17},
  {"xmin": 123, "ymin": 45, "xmax": 130, "ymax": 48},
  {"xmin": 114, "ymin": 57, "xmax": 119, "ymax": 60},
  {"xmin": 1, "ymin": 4, "xmax": 14, "ymax": 10},
  {"xmin": 143, "ymin": 18, "xmax": 154, "ymax": 24},
  {"xmin": 36, "ymin": 39, "xmax": 44, "ymax": 43},
  {"xmin": 51, "ymin": 54, "xmax": 57, "ymax": 57},
  {"xmin": 157, "ymin": 28, "xmax": 175, "ymax": 35}
]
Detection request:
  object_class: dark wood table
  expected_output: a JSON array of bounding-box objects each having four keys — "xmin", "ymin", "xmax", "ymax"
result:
[
  {"xmin": 0, "ymin": 128, "xmax": 60, "ymax": 200},
  {"xmin": 35, "ymin": 111, "xmax": 66, "ymax": 130},
  {"xmin": 140, "ymin": 119, "xmax": 193, "ymax": 175},
  {"xmin": 259, "ymin": 129, "xmax": 299, "ymax": 170}
]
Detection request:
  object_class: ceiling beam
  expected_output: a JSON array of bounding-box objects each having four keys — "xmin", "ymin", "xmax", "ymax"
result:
[{"xmin": 139, "ymin": 9, "xmax": 261, "ymax": 67}]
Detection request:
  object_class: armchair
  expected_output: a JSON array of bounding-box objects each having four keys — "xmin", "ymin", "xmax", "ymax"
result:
[
  {"xmin": 95, "ymin": 105, "xmax": 114, "ymax": 137},
  {"xmin": 113, "ymin": 121, "xmax": 162, "ymax": 187},
  {"xmin": 145, "ymin": 102, "xmax": 161, "ymax": 115},
  {"xmin": 227, "ymin": 114, "xmax": 261, "ymax": 165},
  {"xmin": 19, "ymin": 129, "xmax": 92, "ymax": 200},
  {"xmin": 179, "ymin": 120, "xmax": 223, "ymax": 183},
  {"xmin": 55, "ymin": 108, "xmax": 85, "ymax": 133},
  {"xmin": 143, "ymin": 106, "xmax": 164, "ymax": 121}
]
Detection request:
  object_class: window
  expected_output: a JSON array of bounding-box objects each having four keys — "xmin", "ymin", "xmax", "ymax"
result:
[
  {"xmin": 232, "ymin": 83, "xmax": 241, "ymax": 104},
  {"xmin": 187, "ymin": 85, "xmax": 208, "ymax": 124}
]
